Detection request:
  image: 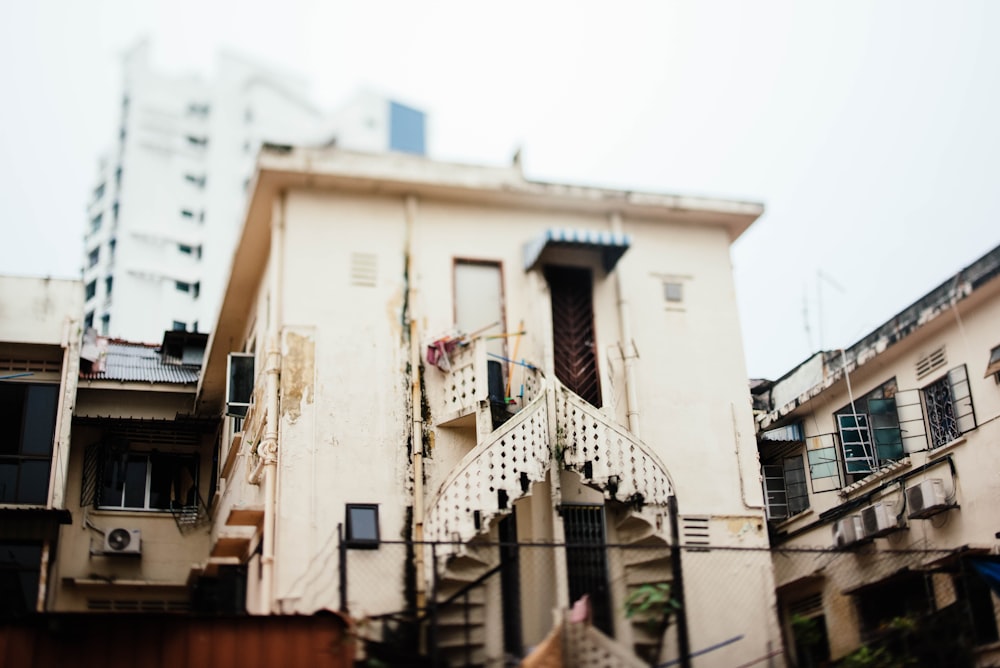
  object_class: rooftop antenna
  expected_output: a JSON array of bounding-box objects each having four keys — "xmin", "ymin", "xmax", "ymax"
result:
[
  {"xmin": 817, "ymin": 268, "xmax": 845, "ymax": 351},
  {"xmin": 802, "ymin": 285, "xmax": 814, "ymax": 352}
]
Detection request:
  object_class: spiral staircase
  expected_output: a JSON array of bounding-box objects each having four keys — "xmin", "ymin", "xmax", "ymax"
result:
[{"xmin": 423, "ymin": 338, "xmax": 676, "ymax": 665}]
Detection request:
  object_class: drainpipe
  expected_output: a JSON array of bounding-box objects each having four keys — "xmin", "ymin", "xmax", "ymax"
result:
[
  {"xmin": 404, "ymin": 195, "xmax": 428, "ymax": 612},
  {"xmin": 610, "ymin": 212, "xmax": 641, "ymax": 438},
  {"xmin": 38, "ymin": 315, "xmax": 80, "ymax": 612},
  {"xmin": 254, "ymin": 193, "xmax": 285, "ymax": 613}
]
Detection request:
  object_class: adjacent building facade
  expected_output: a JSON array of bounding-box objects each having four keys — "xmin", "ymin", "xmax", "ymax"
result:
[
  {"xmin": 755, "ymin": 244, "xmax": 1000, "ymax": 666},
  {"xmin": 83, "ymin": 42, "xmax": 426, "ymax": 343},
  {"xmin": 188, "ymin": 146, "xmax": 783, "ymax": 664},
  {"xmin": 0, "ymin": 276, "xmax": 82, "ymax": 618}
]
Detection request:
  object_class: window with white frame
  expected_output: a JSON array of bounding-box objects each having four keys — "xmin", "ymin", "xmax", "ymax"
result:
[
  {"xmin": 834, "ymin": 378, "xmax": 904, "ymax": 478},
  {"xmin": 763, "ymin": 454, "xmax": 808, "ymax": 520},
  {"xmin": 98, "ymin": 451, "xmax": 198, "ymax": 511},
  {"xmin": 922, "ymin": 365, "xmax": 976, "ymax": 448}
]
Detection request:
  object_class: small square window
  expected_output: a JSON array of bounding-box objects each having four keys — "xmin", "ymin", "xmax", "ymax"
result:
[
  {"xmin": 345, "ymin": 504, "xmax": 379, "ymax": 548},
  {"xmin": 664, "ymin": 282, "xmax": 683, "ymax": 303}
]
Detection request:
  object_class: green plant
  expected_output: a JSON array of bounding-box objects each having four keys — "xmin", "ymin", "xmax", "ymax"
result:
[
  {"xmin": 790, "ymin": 613, "xmax": 823, "ymax": 647},
  {"xmin": 625, "ymin": 582, "xmax": 680, "ymax": 665},
  {"xmin": 624, "ymin": 582, "xmax": 681, "ymax": 631}
]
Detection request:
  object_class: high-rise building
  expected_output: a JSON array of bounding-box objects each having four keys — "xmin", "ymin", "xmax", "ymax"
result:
[{"xmin": 82, "ymin": 42, "xmax": 426, "ymax": 342}]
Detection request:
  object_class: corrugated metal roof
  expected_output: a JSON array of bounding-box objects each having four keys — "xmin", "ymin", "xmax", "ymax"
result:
[{"xmin": 80, "ymin": 341, "xmax": 200, "ymax": 384}]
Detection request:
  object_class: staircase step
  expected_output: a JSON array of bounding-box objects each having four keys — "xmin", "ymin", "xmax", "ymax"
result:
[
  {"xmin": 435, "ymin": 607, "xmax": 487, "ymax": 626},
  {"xmin": 625, "ymin": 562, "xmax": 671, "ymax": 586},
  {"xmin": 436, "ymin": 626, "xmax": 486, "ymax": 648},
  {"xmin": 621, "ymin": 545, "xmax": 670, "ymax": 568}
]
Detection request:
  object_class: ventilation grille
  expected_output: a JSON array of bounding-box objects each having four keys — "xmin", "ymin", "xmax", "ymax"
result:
[
  {"xmin": 87, "ymin": 598, "xmax": 190, "ymax": 613},
  {"xmin": 350, "ymin": 252, "xmax": 377, "ymax": 287},
  {"xmin": 916, "ymin": 347, "xmax": 946, "ymax": 380},
  {"xmin": 0, "ymin": 358, "xmax": 62, "ymax": 373},
  {"xmin": 788, "ymin": 592, "xmax": 823, "ymax": 618},
  {"xmin": 681, "ymin": 515, "xmax": 710, "ymax": 551}
]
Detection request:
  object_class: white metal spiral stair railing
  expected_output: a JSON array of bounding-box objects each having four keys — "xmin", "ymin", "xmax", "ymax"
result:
[
  {"xmin": 554, "ymin": 378, "xmax": 674, "ymax": 510},
  {"xmin": 424, "ymin": 367, "xmax": 550, "ymax": 552},
  {"xmin": 554, "ymin": 379, "xmax": 676, "ymax": 662}
]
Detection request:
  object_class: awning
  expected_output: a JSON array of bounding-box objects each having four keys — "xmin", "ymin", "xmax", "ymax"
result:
[{"xmin": 523, "ymin": 228, "xmax": 631, "ymax": 273}]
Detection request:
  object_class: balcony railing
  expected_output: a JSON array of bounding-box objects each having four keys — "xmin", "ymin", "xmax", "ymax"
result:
[{"xmin": 555, "ymin": 380, "xmax": 673, "ymax": 508}]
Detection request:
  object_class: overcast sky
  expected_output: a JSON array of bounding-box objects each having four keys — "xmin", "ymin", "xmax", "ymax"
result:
[{"xmin": 2, "ymin": 1, "xmax": 998, "ymax": 379}]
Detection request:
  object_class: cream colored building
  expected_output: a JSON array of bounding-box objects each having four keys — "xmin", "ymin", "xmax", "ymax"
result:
[
  {"xmin": 48, "ymin": 330, "xmax": 218, "ymax": 614},
  {"xmin": 755, "ymin": 244, "xmax": 1000, "ymax": 666},
  {"xmin": 0, "ymin": 276, "xmax": 82, "ymax": 617},
  {"xmin": 187, "ymin": 146, "xmax": 782, "ymax": 665}
]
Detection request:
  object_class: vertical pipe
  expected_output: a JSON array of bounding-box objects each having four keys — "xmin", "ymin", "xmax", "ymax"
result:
[
  {"xmin": 669, "ymin": 495, "xmax": 691, "ymax": 668},
  {"xmin": 404, "ymin": 194, "xmax": 428, "ymax": 613},
  {"xmin": 610, "ymin": 212, "xmax": 641, "ymax": 438},
  {"xmin": 259, "ymin": 192, "xmax": 285, "ymax": 613}
]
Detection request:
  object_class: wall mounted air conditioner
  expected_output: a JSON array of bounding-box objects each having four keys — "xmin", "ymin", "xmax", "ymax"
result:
[
  {"xmin": 861, "ymin": 501, "xmax": 902, "ymax": 538},
  {"xmin": 832, "ymin": 515, "xmax": 864, "ymax": 548},
  {"xmin": 906, "ymin": 478, "xmax": 950, "ymax": 519},
  {"xmin": 104, "ymin": 528, "xmax": 142, "ymax": 556}
]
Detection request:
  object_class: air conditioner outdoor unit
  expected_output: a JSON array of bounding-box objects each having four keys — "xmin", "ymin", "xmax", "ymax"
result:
[
  {"xmin": 832, "ymin": 515, "xmax": 864, "ymax": 548},
  {"xmin": 861, "ymin": 501, "xmax": 902, "ymax": 538},
  {"xmin": 103, "ymin": 528, "xmax": 141, "ymax": 556},
  {"xmin": 906, "ymin": 478, "xmax": 949, "ymax": 519}
]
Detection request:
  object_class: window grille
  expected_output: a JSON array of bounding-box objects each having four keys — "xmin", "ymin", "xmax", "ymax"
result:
[{"xmin": 923, "ymin": 365, "xmax": 976, "ymax": 448}]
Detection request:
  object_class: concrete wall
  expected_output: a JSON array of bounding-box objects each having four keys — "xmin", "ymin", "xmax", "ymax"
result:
[{"xmin": 0, "ymin": 276, "xmax": 82, "ymax": 346}]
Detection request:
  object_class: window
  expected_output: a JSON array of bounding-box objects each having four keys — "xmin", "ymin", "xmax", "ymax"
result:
[
  {"xmin": 184, "ymin": 173, "xmax": 206, "ymax": 188},
  {"xmin": 100, "ymin": 314, "xmax": 110, "ymax": 336},
  {"xmin": 923, "ymin": 365, "xmax": 976, "ymax": 448},
  {"xmin": 226, "ymin": 353, "xmax": 254, "ymax": 418},
  {"xmin": 984, "ymin": 344, "xmax": 1000, "ymax": 381},
  {"xmin": 84, "ymin": 312, "xmax": 94, "ymax": 329},
  {"xmin": 99, "ymin": 451, "xmax": 198, "ymax": 511},
  {"xmin": 172, "ymin": 321, "xmax": 186, "ymax": 332},
  {"xmin": 186, "ymin": 135, "xmax": 208, "ymax": 148},
  {"xmin": 85, "ymin": 280, "xmax": 97, "ymax": 301},
  {"xmin": 187, "ymin": 103, "xmax": 210, "ymax": 116},
  {"xmin": 180, "ymin": 210, "xmax": 195, "ymax": 219},
  {"xmin": 175, "ymin": 281, "xmax": 191, "ymax": 293},
  {"xmin": 93, "ymin": 183, "xmax": 105, "ymax": 202},
  {"xmin": 345, "ymin": 504, "xmax": 380, "ymax": 548},
  {"xmin": 178, "ymin": 244, "xmax": 193, "ymax": 255},
  {"xmin": 0, "ymin": 384, "xmax": 58, "ymax": 505},
  {"xmin": 664, "ymin": 281, "xmax": 683, "ymax": 303},
  {"xmin": 763, "ymin": 454, "xmax": 808, "ymax": 520},
  {"xmin": 835, "ymin": 378, "xmax": 903, "ymax": 477},
  {"xmin": 105, "ymin": 276, "xmax": 113, "ymax": 296},
  {"xmin": 87, "ymin": 247, "xmax": 99, "ymax": 268},
  {"xmin": 0, "ymin": 542, "xmax": 42, "ymax": 619},
  {"xmin": 89, "ymin": 213, "xmax": 102, "ymax": 235}
]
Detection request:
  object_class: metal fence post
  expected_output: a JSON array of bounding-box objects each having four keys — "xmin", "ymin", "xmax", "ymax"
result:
[
  {"xmin": 338, "ymin": 523, "xmax": 347, "ymax": 613},
  {"xmin": 669, "ymin": 495, "xmax": 691, "ymax": 668},
  {"xmin": 430, "ymin": 542, "xmax": 439, "ymax": 668}
]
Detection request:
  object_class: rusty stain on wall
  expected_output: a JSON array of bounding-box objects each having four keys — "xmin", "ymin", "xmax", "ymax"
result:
[
  {"xmin": 386, "ymin": 285, "xmax": 404, "ymax": 343},
  {"xmin": 281, "ymin": 331, "xmax": 315, "ymax": 423}
]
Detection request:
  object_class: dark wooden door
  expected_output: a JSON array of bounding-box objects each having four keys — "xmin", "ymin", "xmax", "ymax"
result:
[{"xmin": 546, "ymin": 266, "xmax": 601, "ymax": 407}]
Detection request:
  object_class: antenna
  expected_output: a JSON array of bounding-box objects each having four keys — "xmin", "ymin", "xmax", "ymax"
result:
[{"xmin": 817, "ymin": 269, "xmax": 845, "ymax": 351}]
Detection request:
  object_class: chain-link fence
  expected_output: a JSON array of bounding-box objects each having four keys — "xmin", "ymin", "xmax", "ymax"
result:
[{"xmin": 339, "ymin": 538, "xmax": 999, "ymax": 667}]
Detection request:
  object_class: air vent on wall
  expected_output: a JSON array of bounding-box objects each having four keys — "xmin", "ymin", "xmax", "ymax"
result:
[
  {"xmin": 681, "ymin": 515, "xmax": 710, "ymax": 551},
  {"xmin": 916, "ymin": 347, "xmax": 947, "ymax": 380},
  {"xmin": 350, "ymin": 252, "xmax": 377, "ymax": 287}
]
